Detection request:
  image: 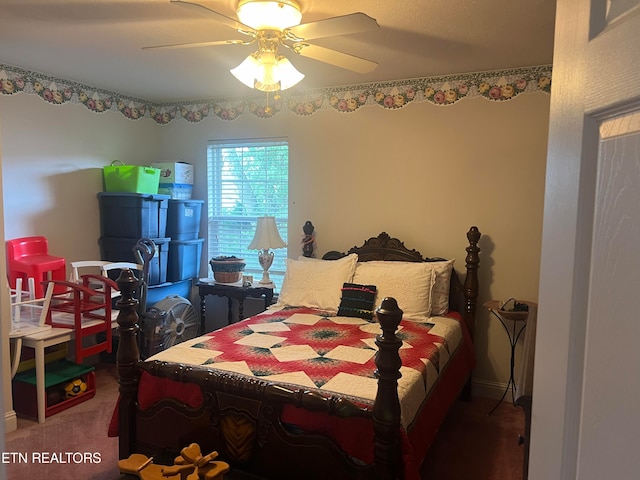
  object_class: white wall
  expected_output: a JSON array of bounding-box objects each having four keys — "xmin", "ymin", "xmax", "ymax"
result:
[
  {"xmin": 0, "ymin": 94, "xmax": 162, "ymax": 262},
  {"xmin": 158, "ymin": 91, "xmax": 550, "ymax": 392},
  {"xmin": 0, "ymin": 102, "xmax": 9, "ymax": 473},
  {"xmin": 0, "ymin": 94, "xmax": 162, "ymax": 432},
  {"xmin": 0, "ymin": 90, "xmax": 550, "ymax": 425}
]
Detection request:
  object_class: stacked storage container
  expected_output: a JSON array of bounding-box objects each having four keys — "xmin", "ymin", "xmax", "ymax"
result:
[
  {"xmin": 150, "ymin": 162, "xmax": 204, "ymax": 285},
  {"xmin": 97, "ymin": 192, "xmax": 171, "ymax": 285},
  {"xmin": 152, "ymin": 161, "xmax": 194, "ymax": 200},
  {"xmin": 166, "ymin": 199, "xmax": 204, "ymax": 282},
  {"xmin": 98, "ymin": 162, "xmax": 202, "ymax": 306}
]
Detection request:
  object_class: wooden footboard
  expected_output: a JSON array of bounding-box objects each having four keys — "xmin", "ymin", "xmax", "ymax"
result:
[
  {"xmin": 115, "ymin": 226, "xmax": 481, "ymax": 479},
  {"xmin": 115, "ymin": 276, "xmax": 402, "ymax": 478},
  {"xmin": 131, "ymin": 367, "xmax": 377, "ymax": 478}
]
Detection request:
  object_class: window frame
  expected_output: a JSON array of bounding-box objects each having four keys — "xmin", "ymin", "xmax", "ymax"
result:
[{"xmin": 206, "ymin": 138, "xmax": 289, "ymax": 289}]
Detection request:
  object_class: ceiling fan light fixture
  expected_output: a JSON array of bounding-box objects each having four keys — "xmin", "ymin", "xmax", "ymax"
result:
[
  {"xmin": 236, "ymin": 0, "xmax": 302, "ymax": 31},
  {"xmin": 254, "ymin": 51, "xmax": 280, "ymax": 91},
  {"xmin": 230, "ymin": 54, "xmax": 261, "ymax": 89},
  {"xmin": 230, "ymin": 52, "xmax": 304, "ymax": 92},
  {"xmin": 273, "ymin": 56, "xmax": 305, "ymax": 90}
]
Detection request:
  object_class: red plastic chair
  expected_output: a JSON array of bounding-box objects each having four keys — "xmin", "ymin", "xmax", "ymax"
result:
[
  {"xmin": 45, "ymin": 275, "xmax": 118, "ymax": 364},
  {"xmin": 6, "ymin": 236, "xmax": 66, "ymax": 298}
]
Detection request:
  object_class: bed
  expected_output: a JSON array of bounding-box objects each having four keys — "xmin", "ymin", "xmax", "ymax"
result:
[{"xmin": 113, "ymin": 226, "xmax": 481, "ymax": 480}]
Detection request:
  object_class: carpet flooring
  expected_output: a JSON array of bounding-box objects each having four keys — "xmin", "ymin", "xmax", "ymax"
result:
[
  {"xmin": 4, "ymin": 363, "xmax": 526, "ymax": 479},
  {"xmin": 5, "ymin": 363, "xmax": 121, "ymax": 480}
]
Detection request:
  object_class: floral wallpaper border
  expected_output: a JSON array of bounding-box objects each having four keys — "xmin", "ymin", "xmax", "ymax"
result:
[{"xmin": 0, "ymin": 63, "xmax": 551, "ymax": 125}]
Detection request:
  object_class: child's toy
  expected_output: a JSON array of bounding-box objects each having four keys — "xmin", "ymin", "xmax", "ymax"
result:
[{"xmin": 118, "ymin": 443, "xmax": 230, "ymax": 480}]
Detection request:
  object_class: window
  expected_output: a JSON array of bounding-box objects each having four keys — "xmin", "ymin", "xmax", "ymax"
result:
[{"xmin": 207, "ymin": 139, "xmax": 288, "ymax": 289}]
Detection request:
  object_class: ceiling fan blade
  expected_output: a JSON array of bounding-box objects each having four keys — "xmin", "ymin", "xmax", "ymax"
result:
[
  {"xmin": 294, "ymin": 44, "xmax": 378, "ymax": 73},
  {"xmin": 143, "ymin": 39, "xmax": 249, "ymax": 51},
  {"xmin": 170, "ymin": 0, "xmax": 255, "ymax": 34},
  {"xmin": 286, "ymin": 13, "xmax": 378, "ymax": 41}
]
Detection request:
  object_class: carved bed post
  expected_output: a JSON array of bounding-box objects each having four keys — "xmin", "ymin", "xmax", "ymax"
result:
[
  {"xmin": 373, "ymin": 297, "xmax": 403, "ymax": 480},
  {"xmin": 115, "ymin": 269, "xmax": 141, "ymax": 459},
  {"xmin": 463, "ymin": 226, "xmax": 481, "ymax": 339},
  {"xmin": 462, "ymin": 226, "xmax": 481, "ymax": 400}
]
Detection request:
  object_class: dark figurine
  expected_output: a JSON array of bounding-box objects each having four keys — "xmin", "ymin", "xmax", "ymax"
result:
[{"xmin": 302, "ymin": 221, "xmax": 315, "ymax": 258}]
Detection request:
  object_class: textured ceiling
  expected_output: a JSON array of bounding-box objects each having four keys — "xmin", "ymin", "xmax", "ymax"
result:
[{"xmin": 0, "ymin": 0, "xmax": 556, "ymax": 102}]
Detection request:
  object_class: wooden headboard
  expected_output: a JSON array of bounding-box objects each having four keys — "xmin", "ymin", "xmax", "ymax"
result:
[{"xmin": 320, "ymin": 227, "xmax": 481, "ymax": 339}]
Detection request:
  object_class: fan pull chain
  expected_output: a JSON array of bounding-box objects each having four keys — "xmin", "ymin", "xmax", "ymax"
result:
[
  {"xmin": 265, "ymin": 91, "xmax": 271, "ymax": 114},
  {"xmin": 264, "ymin": 90, "xmax": 281, "ymax": 114}
]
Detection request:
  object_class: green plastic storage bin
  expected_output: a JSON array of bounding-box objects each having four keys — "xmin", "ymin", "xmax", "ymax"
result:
[{"xmin": 103, "ymin": 161, "xmax": 160, "ymax": 194}]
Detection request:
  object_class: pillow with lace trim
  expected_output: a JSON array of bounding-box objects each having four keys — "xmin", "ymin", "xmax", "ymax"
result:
[
  {"xmin": 278, "ymin": 253, "xmax": 358, "ymax": 312},
  {"xmin": 352, "ymin": 261, "xmax": 435, "ymax": 321},
  {"xmin": 430, "ymin": 259, "xmax": 455, "ymax": 316}
]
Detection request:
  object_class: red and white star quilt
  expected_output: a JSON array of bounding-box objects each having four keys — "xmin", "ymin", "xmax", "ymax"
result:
[{"xmin": 149, "ymin": 305, "xmax": 465, "ymax": 429}]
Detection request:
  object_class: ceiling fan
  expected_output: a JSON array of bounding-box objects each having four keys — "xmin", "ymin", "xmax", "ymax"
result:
[{"xmin": 144, "ymin": 0, "xmax": 379, "ymax": 92}]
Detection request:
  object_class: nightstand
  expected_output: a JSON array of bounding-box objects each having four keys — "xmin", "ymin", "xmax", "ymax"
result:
[
  {"xmin": 197, "ymin": 282, "xmax": 274, "ymax": 333},
  {"xmin": 483, "ymin": 299, "xmax": 536, "ymax": 415}
]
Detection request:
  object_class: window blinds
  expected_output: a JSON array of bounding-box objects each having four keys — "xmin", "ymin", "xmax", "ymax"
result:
[{"xmin": 207, "ymin": 139, "xmax": 289, "ymax": 288}]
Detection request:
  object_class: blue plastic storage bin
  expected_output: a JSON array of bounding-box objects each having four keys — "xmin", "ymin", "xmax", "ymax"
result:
[
  {"xmin": 167, "ymin": 238, "xmax": 204, "ymax": 282},
  {"xmin": 99, "ymin": 237, "xmax": 170, "ymax": 285},
  {"xmin": 146, "ymin": 279, "xmax": 193, "ymax": 307},
  {"xmin": 166, "ymin": 199, "xmax": 203, "ymax": 240},
  {"xmin": 98, "ymin": 192, "xmax": 169, "ymax": 238},
  {"xmin": 158, "ymin": 183, "xmax": 193, "ymax": 200}
]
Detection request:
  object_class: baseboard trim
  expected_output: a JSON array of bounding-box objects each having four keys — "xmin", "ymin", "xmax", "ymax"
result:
[
  {"xmin": 4, "ymin": 408, "xmax": 17, "ymax": 433},
  {"xmin": 472, "ymin": 378, "xmax": 510, "ymax": 400}
]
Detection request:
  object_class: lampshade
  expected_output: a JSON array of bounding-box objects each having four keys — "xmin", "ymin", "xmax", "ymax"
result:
[
  {"xmin": 237, "ymin": 0, "xmax": 302, "ymax": 31},
  {"xmin": 230, "ymin": 52, "xmax": 305, "ymax": 92},
  {"xmin": 248, "ymin": 216, "xmax": 287, "ymax": 250}
]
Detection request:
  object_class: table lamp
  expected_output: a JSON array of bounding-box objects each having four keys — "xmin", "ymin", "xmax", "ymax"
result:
[{"xmin": 247, "ymin": 216, "xmax": 287, "ymax": 286}]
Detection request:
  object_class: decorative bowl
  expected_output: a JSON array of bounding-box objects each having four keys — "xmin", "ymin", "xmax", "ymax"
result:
[{"xmin": 209, "ymin": 256, "xmax": 246, "ymax": 283}]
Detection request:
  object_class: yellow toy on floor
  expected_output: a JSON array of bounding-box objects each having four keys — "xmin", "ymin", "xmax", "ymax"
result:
[{"xmin": 118, "ymin": 443, "xmax": 230, "ymax": 480}]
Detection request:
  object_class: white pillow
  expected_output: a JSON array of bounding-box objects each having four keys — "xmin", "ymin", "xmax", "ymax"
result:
[
  {"xmin": 352, "ymin": 261, "xmax": 435, "ymax": 321},
  {"xmin": 278, "ymin": 253, "xmax": 358, "ymax": 311},
  {"xmin": 429, "ymin": 259, "xmax": 455, "ymax": 316}
]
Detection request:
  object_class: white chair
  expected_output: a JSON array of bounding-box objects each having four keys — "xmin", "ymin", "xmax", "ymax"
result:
[
  {"xmin": 69, "ymin": 260, "xmax": 143, "ymax": 308},
  {"xmin": 67, "ymin": 260, "xmax": 145, "ymax": 317},
  {"xmin": 101, "ymin": 261, "xmax": 147, "ymax": 314},
  {"xmin": 100, "ymin": 261, "xmax": 145, "ymax": 298},
  {"xmin": 67, "ymin": 260, "xmax": 146, "ymax": 316},
  {"xmin": 67, "ymin": 260, "xmax": 120, "ymax": 322},
  {"xmin": 68, "ymin": 260, "xmax": 111, "ymax": 283},
  {"xmin": 9, "ymin": 278, "xmax": 54, "ymax": 378},
  {"xmin": 10, "ymin": 277, "xmax": 54, "ymax": 336}
]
